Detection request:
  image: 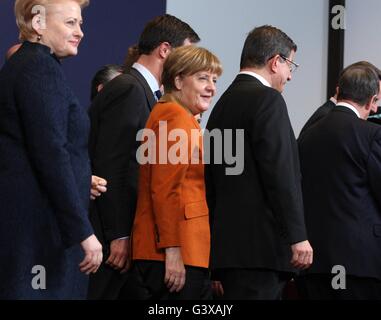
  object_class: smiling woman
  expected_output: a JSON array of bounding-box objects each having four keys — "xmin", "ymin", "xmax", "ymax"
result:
[
  {"xmin": 132, "ymin": 46, "xmax": 223, "ymax": 300},
  {"xmin": 15, "ymin": 0, "xmax": 88, "ymax": 58},
  {"xmin": 0, "ymin": 0, "xmax": 103, "ymax": 299}
]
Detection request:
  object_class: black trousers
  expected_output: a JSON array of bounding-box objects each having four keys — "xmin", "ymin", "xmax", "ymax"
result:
[
  {"xmin": 296, "ymin": 274, "xmax": 381, "ymax": 300},
  {"xmin": 133, "ymin": 260, "xmax": 212, "ymax": 300},
  {"xmin": 87, "ymin": 262, "xmax": 147, "ymax": 300},
  {"xmin": 216, "ymin": 268, "xmax": 292, "ymax": 300}
]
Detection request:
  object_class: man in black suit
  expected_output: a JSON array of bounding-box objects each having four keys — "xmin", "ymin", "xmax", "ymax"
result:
[
  {"xmin": 87, "ymin": 14, "xmax": 200, "ymax": 300},
  {"xmin": 205, "ymin": 25, "xmax": 313, "ymax": 300},
  {"xmin": 299, "ymin": 62, "xmax": 381, "ymax": 139},
  {"xmin": 298, "ymin": 63, "xmax": 381, "ymax": 299}
]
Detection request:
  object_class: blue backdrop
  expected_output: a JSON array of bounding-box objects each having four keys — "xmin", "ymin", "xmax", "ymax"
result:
[{"xmin": 0, "ymin": 0, "xmax": 166, "ymax": 107}]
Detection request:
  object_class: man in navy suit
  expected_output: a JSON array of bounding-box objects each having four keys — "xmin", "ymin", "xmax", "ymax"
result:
[
  {"xmin": 87, "ymin": 14, "xmax": 199, "ymax": 299},
  {"xmin": 298, "ymin": 63, "xmax": 381, "ymax": 299}
]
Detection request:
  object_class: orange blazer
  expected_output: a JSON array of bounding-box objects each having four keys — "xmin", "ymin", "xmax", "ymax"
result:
[{"xmin": 132, "ymin": 101, "xmax": 210, "ymax": 268}]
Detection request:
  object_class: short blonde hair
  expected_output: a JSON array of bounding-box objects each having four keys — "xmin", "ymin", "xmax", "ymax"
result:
[
  {"xmin": 14, "ymin": 0, "xmax": 89, "ymax": 41},
  {"xmin": 162, "ymin": 46, "xmax": 223, "ymax": 93}
]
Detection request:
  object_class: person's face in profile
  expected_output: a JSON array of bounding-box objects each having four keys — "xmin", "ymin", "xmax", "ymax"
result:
[
  {"xmin": 175, "ymin": 70, "xmax": 218, "ymax": 115},
  {"xmin": 41, "ymin": 1, "xmax": 84, "ymax": 58},
  {"xmin": 273, "ymin": 50, "xmax": 295, "ymax": 93}
]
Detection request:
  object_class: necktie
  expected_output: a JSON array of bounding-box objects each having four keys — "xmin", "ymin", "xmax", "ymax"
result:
[{"xmin": 154, "ymin": 90, "xmax": 162, "ymax": 101}]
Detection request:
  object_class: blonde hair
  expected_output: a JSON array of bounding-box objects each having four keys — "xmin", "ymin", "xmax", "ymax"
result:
[
  {"xmin": 14, "ymin": 0, "xmax": 89, "ymax": 41},
  {"xmin": 162, "ymin": 46, "xmax": 223, "ymax": 93}
]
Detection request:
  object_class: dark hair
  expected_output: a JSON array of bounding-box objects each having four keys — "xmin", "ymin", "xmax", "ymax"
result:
[
  {"xmin": 90, "ymin": 64, "xmax": 124, "ymax": 101},
  {"xmin": 138, "ymin": 14, "xmax": 200, "ymax": 55},
  {"xmin": 240, "ymin": 25, "xmax": 297, "ymax": 69},
  {"xmin": 340, "ymin": 61, "xmax": 381, "ymax": 80},
  {"xmin": 337, "ymin": 64, "xmax": 379, "ymax": 105}
]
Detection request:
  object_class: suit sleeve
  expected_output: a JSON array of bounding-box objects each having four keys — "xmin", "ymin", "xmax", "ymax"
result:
[
  {"xmin": 251, "ymin": 90, "xmax": 307, "ymax": 244},
  {"xmin": 15, "ymin": 56, "xmax": 93, "ymax": 248},
  {"xmin": 150, "ymin": 114, "xmax": 191, "ymax": 249},
  {"xmin": 91, "ymin": 82, "xmax": 147, "ymax": 242}
]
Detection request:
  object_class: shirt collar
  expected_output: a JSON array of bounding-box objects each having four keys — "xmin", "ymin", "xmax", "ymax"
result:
[
  {"xmin": 132, "ymin": 62, "xmax": 160, "ymax": 94},
  {"xmin": 336, "ymin": 102, "xmax": 360, "ymax": 118},
  {"xmin": 239, "ymin": 71, "xmax": 271, "ymax": 87}
]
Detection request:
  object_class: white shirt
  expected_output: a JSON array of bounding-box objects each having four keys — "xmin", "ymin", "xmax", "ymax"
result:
[
  {"xmin": 132, "ymin": 62, "xmax": 160, "ymax": 95},
  {"xmin": 239, "ymin": 71, "xmax": 271, "ymax": 88},
  {"xmin": 336, "ymin": 102, "xmax": 360, "ymax": 118}
]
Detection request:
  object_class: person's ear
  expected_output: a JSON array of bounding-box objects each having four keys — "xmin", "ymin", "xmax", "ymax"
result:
[
  {"xmin": 31, "ymin": 14, "xmax": 44, "ymax": 37},
  {"xmin": 269, "ymin": 55, "xmax": 280, "ymax": 73},
  {"xmin": 371, "ymin": 95, "xmax": 379, "ymax": 112},
  {"xmin": 158, "ymin": 42, "xmax": 171, "ymax": 59},
  {"xmin": 364, "ymin": 95, "xmax": 377, "ymax": 112},
  {"xmin": 174, "ymin": 75, "xmax": 183, "ymax": 90}
]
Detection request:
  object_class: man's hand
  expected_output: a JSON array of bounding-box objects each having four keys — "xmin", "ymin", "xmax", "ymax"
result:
[
  {"xmin": 290, "ymin": 240, "xmax": 313, "ymax": 269},
  {"xmin": 164, "ymin": 247, "xmax": 186, "ymax": 293},
  {"xmin": 79, "ymin": 234, "xmax": 103, "ymax": 274},
  {"xmin": 90, "ymin": 175, "xmax": 107, "ymax": 200},
  {"xmin": 106, "ymin": 238, "xmax": 130, "ymax": 272}
]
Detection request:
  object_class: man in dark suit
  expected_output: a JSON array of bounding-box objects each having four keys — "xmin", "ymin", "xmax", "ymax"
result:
[
  {"xmin": 298, "ymin": 63, "xmax": 381, "ymax": 299},
  {"xmin": 87, "ymin": 14, "xmax": 200, "ymax": 299},
  {"xmin": 205, "ymin": 25, "xmax": 313, "ymax": 300},
  {"xmin": 299, "ymin": 62, "xmax": 381, "ymax": 140}
]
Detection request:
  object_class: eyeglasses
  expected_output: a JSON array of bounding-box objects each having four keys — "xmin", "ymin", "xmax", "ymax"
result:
[{"xmin": 279, "ymin": 55, "xmax": 299, "ymax": 73}]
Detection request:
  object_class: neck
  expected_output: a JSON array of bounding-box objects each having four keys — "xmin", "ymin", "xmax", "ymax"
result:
[
  {"xmin": 338, "ymin": 99, "xmax": 368, "ymax": 119},
  {"xmin": 136, "ymin": 54, "xmax": 163, "ymax": 85},
  {"xmin": 241, "ymin": 67, "xmax": 272, "ymax": 86}
]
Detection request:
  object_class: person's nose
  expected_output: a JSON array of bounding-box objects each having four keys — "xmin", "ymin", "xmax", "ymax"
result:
[
  {"xmin": 75, "ymin": 24, "xmax": 84, "ymax": 39},
  {"xmin": 206, "ymin": 80, "xmax": 216, "ymax": 95}
]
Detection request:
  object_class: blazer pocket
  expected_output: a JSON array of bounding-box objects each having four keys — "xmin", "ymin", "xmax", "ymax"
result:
[
  {"xmin": 373, "ymin": 225, "xmax": 381, "ymax": 237},
  {"xmin": 184, "ymin": 200, "xmax": 209, "ymax": 219}
]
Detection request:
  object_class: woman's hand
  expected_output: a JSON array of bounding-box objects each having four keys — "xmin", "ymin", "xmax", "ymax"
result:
[
  {"xmin": 164, "ymin": 247, "xmax": 186, "ymax": 293},
  {"xmin": 79, "ymin": 234, "xmax": 103, "ymax": 274}
]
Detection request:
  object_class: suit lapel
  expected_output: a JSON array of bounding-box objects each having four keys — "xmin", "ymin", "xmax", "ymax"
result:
[{"xmin": 129, "ymin": 68, "xmax": 156, "ymax": 110}]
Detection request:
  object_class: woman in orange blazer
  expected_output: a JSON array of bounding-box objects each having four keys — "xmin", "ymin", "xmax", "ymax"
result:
[{"xmin": 132, "ymin": 46, "xmax": 222, "ymax": 300}]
